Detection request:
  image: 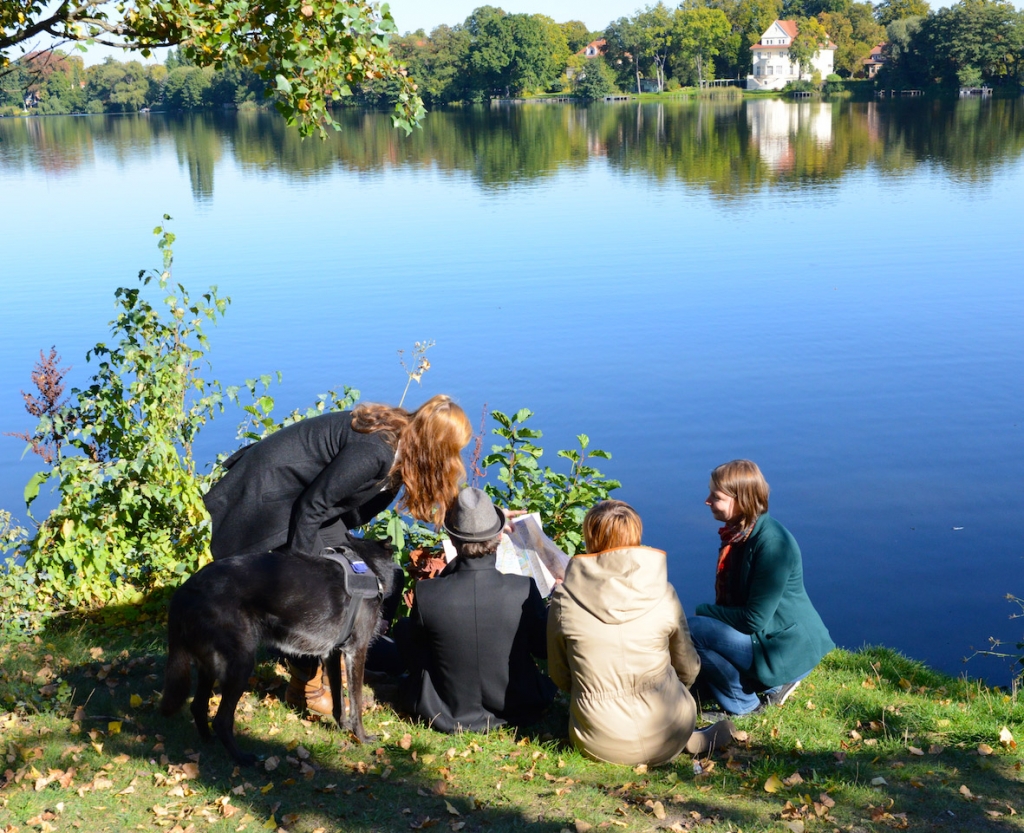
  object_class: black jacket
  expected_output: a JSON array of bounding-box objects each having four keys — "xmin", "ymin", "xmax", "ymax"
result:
[
  {"xmin": 204, "ymin": 411, "xmax": 398, "ymax": 560},
  {"xmin": 402, "ymin": 552, "xmax": 556, "ymax": 733}
]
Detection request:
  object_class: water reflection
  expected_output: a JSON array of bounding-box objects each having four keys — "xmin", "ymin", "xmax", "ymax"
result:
[{"xmin": 2, "ymin": 98, "xmax": 1022, "ymax": 198}]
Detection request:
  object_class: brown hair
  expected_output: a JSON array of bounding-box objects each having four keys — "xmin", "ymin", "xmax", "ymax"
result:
[
  {"xmin": 353, "ymin": 395, "xmax": 472, "ymax": 525},
  {"xmin": 456, "ymin": 533, "xmax": 503, "ymax": 559},
  {"xmin": 709, "ymin": 459, "xmax": 769, "ymax": 528},
  {"xmin": 583, "ymin": 500, "xmax": 643, "ymax": 554}
]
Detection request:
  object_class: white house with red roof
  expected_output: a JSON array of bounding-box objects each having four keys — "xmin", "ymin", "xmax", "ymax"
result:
[{"xmin": 746, "ymin": 20, "xmax": 835, "ymax": 91}]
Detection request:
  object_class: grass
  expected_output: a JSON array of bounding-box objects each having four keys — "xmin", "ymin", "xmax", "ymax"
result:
[{"xmin": 1, "ymin": 609, "xmax": 1022, "ymax": 833}]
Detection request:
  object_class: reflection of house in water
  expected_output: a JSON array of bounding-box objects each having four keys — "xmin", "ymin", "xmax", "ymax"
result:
[{"xmin": 746, "ymin": 99, "xmax": 833, "ymax": 172}]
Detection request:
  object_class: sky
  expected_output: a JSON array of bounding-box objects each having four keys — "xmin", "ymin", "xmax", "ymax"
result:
[
  {"xmin": 48, "ymin": 0, "xmax": 1024, "ymax": 66},
  {"xmin": 384, "ymin": 0, "xmax": 629, "ymax": 33},
  {"xmin": 383, "ymin": 0, "xmax": 1018, "ymax": 34}
]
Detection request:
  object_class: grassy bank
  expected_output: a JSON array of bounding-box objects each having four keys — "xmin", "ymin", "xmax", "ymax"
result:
[{"xmin": 1, "ymin": 610, "xmax": 1022, "ymax": 833}]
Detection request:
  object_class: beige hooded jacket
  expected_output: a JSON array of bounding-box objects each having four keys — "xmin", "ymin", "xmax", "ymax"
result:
[{"xmin": 547, "ymin": 546, "xmax": 701, "ymax": 765}]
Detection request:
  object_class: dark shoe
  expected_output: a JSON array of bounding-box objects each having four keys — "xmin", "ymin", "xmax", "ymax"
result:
[{"xmin": 764, "ymin": 678, "xmax": 802, "ymax": 707}]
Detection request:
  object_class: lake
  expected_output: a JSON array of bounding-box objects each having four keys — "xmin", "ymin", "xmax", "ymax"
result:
[{"xmin": 1, "ymin": 98, "xmax": 1023, "ymax": 682}]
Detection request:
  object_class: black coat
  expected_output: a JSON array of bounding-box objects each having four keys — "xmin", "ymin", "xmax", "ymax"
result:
[
  {"xmin": 204, "ymin": 412, "xmax": 398, "ymax": 560},
  {"xmin": 402, "ymin": 552, "xmax": 556, "ymax": 733}
]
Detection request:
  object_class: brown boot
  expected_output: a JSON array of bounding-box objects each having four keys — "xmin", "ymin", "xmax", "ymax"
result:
[{"xmin": 285, "ymin": 660, "xmax": 334, "ymax": 716}]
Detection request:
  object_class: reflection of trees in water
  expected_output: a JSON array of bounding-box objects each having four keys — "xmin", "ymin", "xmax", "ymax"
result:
[
  {"xmin": 170, "ymin": 114, "xmax": 222, "ymax": 201},
  {"xmin": 2, "ymin": 100, "xmax": 1023, "ymax": 195}
]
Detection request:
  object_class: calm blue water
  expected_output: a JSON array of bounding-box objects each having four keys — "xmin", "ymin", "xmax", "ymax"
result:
[{"xmin": 2, "ymin": 100, "xmax": 1023, "ymax": 681}]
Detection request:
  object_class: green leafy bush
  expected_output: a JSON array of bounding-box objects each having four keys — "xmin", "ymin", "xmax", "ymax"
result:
[
  {"xmin": 784, "ymin": 79, "xmax": 818, "ymax": 94},
  {"xmin": 823, "ymin": 73, "xmax": 845, "ymax": 94},
  {"xmin": 482, "ymin": 408, "xmax": 620, "ymax": 556},
  {"xmin": 13, "ymin": 220, "xmax": 228, "ymax": 610}
]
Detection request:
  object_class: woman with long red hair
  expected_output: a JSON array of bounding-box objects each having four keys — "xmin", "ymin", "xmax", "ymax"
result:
[{"xmin": 204, "ymin": 393, "xmax": 472, "ymax": 712}]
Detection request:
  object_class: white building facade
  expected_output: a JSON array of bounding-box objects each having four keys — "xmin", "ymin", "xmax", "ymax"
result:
[{"xmin": 746, "ymin": 20, "xmax": 835, "ymax": 91}]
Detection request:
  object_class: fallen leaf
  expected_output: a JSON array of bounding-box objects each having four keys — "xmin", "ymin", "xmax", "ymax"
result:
[
  {"xmin": 928, "ymin": 744, "xmax": 945, "ymax": 755},
  {"xmin": 764, "ymin": 774, "xmax": 784, "ymax": 793},
  {"xmin": 870, "ymin": 777, "xmax": 887, "ymax": 787},
  {"xmin": 651, "ymin": 801, "xmax": 666, "ymax": 820},
  {"xmin": 783, "ymin": 772, "xmax": 804, "ymax": 787},
  {"xmin": 107, "ymin": 722, "xmax": 121, "ymax": 735},
  {"xmin": 575, "ymin": 821, "xmax": 593, "ymax": 833},
  {"xmin": 907, "ymin": 746, "xmax": 925, "ymax": 756},
  {"xmin": 780, "ymin": 822, "xmax": 804, "ymax": 833},
  {"xmin": 264, "ymin": 757, "xmax": 280, "ymax": 772},
  {"xmin": 959, "ymin": 785, "xmax": 974, "ymax": 800},
  {"xmin": 400, "ymin": 734, "xmax": 412, "ymax": 750},
  {"xmin": 130, "ymin": 694, "xmax": 143, "ymax": 708},
  {"xmin": 444, "ymin": 801, "xmax": 459, "ymax": 816},
  {"xmin": 999, "ymin": 727, "xmax": 1016, "ymax": 749},
  {"xmin": 977, "ymin": 743, "xmax": 994, "ymax": 756}
]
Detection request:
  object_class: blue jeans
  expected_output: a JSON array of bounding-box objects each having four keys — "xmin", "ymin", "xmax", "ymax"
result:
[{"xmin": 687, "ymin": 615, "xmax": 761, "ymax": 715}]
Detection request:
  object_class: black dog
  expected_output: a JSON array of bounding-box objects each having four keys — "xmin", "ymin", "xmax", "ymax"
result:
[{"xmin": 160, "ymin": 538, "xmax": 395, "ymax": 764}]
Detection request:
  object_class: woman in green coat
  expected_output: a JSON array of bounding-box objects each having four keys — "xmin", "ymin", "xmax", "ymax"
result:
[{"xmin": 688, "ymin": 460, "xmax": 834, "ymax": 715}]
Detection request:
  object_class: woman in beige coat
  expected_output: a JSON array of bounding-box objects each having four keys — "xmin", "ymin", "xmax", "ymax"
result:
[{"xmin": 547, "ymin": 501, "xmax": 734, "ymax": 765}]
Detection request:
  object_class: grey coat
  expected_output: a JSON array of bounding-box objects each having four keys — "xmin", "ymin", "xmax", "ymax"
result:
[{"xmin": 204, "ymin": 412, "xmax": 398, "ymax": 560}]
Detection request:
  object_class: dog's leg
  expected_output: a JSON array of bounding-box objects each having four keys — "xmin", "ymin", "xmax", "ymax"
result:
[
  {"xmin": 211, "ymin": 657, "xmax": 258, "ymax": 766},
  {"xmin": 190, "ymin": 666, "xmax": 215, "ymax": 742},
  {"xmin": 344, "ymin": 639, "xmax": 376, "ymax": 744},
  {"xmin": 325, "ymin": 651, "xmax": 346, "ymax": 730}
]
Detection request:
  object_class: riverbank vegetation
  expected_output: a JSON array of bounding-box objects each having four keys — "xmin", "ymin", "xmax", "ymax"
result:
[{"xmin": 3, "ymin": 1, "xmax": 1022, "ymax": 120}]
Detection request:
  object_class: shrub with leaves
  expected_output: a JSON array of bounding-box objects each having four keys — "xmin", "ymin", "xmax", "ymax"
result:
[
  {"xmin": 482, "ymin": 409, "xmax": 621, "ymax": 556},
  {"xmin": 14, "ymin": 220, "xmax": 228, "ymax": 609}
]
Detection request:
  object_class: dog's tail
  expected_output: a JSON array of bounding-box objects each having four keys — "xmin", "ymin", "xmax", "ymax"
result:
[{"xmin": 160, "ymin": 612, "xmax": 192, "ymax": 717}]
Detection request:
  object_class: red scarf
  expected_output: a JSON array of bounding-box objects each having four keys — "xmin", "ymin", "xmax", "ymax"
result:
[{"xmin": 715, "ymin": 521, "xmax": 753, "ymax": 606}]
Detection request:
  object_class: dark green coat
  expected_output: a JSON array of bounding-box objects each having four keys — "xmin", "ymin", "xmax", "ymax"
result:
[{"xmin": 695, "ymin": 513, "xmax": 834, "ymax": 688}]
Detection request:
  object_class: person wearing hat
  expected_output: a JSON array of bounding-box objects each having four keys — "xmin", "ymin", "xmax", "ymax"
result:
[{"xmin": 398, "ymin": 487, "xmax": 556, "ymax": 733}]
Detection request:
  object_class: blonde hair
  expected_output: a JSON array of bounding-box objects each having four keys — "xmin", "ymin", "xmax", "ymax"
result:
[
  {"xmin": 583, "ymin": 500, "xmax": 643, "ymax": 554},
  {"xmin": 352, "ymin": 395, "xmax": 472, "ymax": 525},
  {"xmin": 709, "ymin": 459, "xmax": 769, "ymax": 528}
]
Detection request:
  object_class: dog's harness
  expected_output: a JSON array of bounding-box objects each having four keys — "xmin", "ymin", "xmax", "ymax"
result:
[{"xmin": 319, "ymin": 547, "xmax": 384, "ymax": 646}]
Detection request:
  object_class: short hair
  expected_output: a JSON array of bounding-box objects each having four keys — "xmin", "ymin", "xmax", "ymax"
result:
[
  {"xmin": 583, "ymin": 500, "xmax": 642, "ymax": 554},
  {"xmin": 709, "ymin": 460, "xmax": 769, "ymax": 528},
  {"xmin": 455, "ymin": 532, "xmax": 503, "ymax": 559}
]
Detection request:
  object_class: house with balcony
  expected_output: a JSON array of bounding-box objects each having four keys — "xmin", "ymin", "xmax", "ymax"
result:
[{"xmin": 746, "ymin": 20, "xmax": 835, "ymax": 91}]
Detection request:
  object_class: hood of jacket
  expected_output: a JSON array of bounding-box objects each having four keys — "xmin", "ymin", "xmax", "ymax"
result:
[{"xmin": 559, "ymin": 546, "xmax": 669, "ymax": 625}]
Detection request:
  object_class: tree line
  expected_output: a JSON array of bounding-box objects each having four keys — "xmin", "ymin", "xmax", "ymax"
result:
[
  {"xmin": 3, "ymin": 0, "xmax": 1022, "ymax": 117},
  {"xmin": 0, "ymin": 51, "xmax": 268, "ymax": 116}
]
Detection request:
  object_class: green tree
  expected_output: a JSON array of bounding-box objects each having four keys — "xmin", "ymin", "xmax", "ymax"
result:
[
  {"xmin": 86, "ymin": 58, "xmax": 158, "ymax": 112},
  {"xmin": 921, "ymin": 0, "xmax": 1024, "ymax": 87},
  {"xmin": 789, "ymin": 15, "xmax": 832, "ymax": 76},
  {"xmin": 874, "ymin": 0, "xmax": 932, "ymax": 26},
  {"xmin": 819, "ymin": 4, "xmax": 885, "ymax": 75},
  {"xmin": 878, "ymin": 14, "xmax": 929, "ymax": 86},
  {"xmin": 466, "ymin": 9, "xmax": 557, "ymax": 97},
  {"xmin": 561, "ymin": 20, "xmax": 594, "ymax": 53},
  {"xmin": 0, "ymin": 0, "xmax": 422, "ymax": 135},
  {"xmin": 604, "ymin": 5, "xmax": 676, "ymax": 93},
  {"xmin": 573, "ymin": 56, "xmax": 616, "ymax": 99},
  {"xmin": 674, "ymin": 6, "xmax": 733, "ymax": 85},
  {"xmin": 163, "ymin": 66, "xmax": 213, "ymax": 110}
]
